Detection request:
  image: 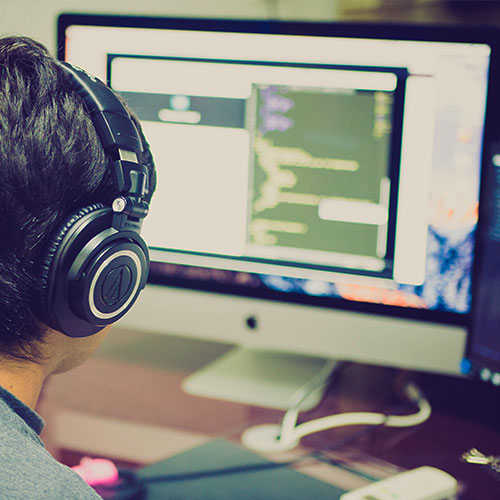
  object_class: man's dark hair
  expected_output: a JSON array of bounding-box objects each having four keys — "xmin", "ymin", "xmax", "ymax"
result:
[{"xmin": 0, "ymin": 35, "xmax": 156, "ymax": 362}]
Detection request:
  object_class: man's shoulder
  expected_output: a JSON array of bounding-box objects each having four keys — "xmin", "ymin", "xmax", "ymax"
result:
[{"xmin": 0, "ymin": 420, "xmax": 101, "ymax": 500}]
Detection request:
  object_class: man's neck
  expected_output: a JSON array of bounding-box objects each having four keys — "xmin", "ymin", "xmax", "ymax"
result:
[
  {"xmin": 0, "ymin": 361, "xmax": 46, "ymax": 410},
  {"xmin": 0, "ymin": 326, "xmax": 110, "ymax": 410}
]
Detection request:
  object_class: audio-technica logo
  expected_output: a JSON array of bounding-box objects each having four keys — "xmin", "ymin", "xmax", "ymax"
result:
[{"xmin": 101, "ymin": 265, "xmax": 133, "ymax": 306}]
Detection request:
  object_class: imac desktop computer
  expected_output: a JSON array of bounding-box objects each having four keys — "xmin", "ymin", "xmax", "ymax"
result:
[{"xmin": 58, "ymin": 15, "xmax": 500, "ymax": 411}]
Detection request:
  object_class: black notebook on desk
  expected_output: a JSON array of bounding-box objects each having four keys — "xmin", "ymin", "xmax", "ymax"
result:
[{"xmin": 139, "ymin": 439, "xmax": 345, "ymax": 500}]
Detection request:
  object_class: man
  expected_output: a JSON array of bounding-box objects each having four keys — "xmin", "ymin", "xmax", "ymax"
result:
[{"xmin": 0, "ymin": 35, "xmax": 156, "ymax": 498}]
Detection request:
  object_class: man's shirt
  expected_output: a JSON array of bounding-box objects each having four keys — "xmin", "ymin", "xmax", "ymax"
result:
[{"xmin": 0, "ymin": 384, "xmax": 101, "ymax": 499}]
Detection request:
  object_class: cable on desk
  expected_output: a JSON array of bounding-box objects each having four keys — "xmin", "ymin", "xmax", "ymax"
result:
[
  {"xmin": 290, "ymin": 381, "xmax": 429, "ymax": 439},
  {"xmin": 144, "ymin": 458, "xmax": 311, "ymax": 484},
  {"xmin": 279, "ymin": 359, "xmax": 341, "ymax": 442},
  {"xmin": 241, "ymin": 380, "xmax": 431, "ymax": 452}
]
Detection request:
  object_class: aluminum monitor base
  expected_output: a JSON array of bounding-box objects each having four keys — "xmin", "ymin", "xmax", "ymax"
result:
[{"xmin": 182, "ymin": 347, "xmax": 336, "ymax": 411}]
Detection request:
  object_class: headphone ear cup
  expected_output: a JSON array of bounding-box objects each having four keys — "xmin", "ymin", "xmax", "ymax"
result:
[
  {"xmin": 39, "ymin": 203, "xmax": 149, "ymax": 337},
  {"xmin": 70, "ymin": 236, "xmax": 148, "ymax": 328},
  {"xmin": 39, "ymin": 203, "xmax": 105, "ymax": 321}
]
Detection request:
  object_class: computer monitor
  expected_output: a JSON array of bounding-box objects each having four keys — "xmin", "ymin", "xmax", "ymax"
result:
[
  {"xmin": 464, "ymin": 145, "xmax": 500, "ymax": 386},
  {"xmin": 58, "ymin": 15, "xmax": 499, "ymax": 407}
]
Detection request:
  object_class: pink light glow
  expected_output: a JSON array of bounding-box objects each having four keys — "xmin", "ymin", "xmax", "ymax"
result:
[{"xmin": 71, "ymin": 457, "xmax": 119, "ymax": 486}]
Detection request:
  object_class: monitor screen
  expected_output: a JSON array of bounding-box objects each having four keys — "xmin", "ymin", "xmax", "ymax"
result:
[{"xmin": 58, "ymin": 15, "xmax": 500, "ymax": 376}]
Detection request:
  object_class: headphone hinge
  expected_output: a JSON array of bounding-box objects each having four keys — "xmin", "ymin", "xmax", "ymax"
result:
[
  {"xmin": 112, "ymin": 159, "xmax": 149, "ymax": 197},
  {"xmin": 112, "ymin": 196, "xmax": 149, "ymax": 231}
]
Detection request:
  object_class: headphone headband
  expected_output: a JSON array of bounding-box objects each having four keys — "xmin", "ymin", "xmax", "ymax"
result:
[
  {"xmin": 60, "ymin": 62, "xmax": 142, "ymax": 154},
  {"xmin": 59, "ymin": 62, "xmax": 150, "ymax": 231}
]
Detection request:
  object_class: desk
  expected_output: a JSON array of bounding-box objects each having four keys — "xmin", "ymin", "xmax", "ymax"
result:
[
  {"xmin": 38, "ymin": 328, "xmax": 500, "ymax": 499},
  {"xmin": 139, "ymin": 438, "xmax": 346, "ymax": 500}
]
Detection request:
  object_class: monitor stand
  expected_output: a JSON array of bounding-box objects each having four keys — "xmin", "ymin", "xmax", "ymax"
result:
[{"xmin": 182, "ymin": 347, "xmax": 337, "ymax": 410}]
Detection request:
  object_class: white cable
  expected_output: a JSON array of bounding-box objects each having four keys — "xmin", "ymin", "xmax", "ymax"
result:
[
  {"xmin": 279, "ymin": 359, "xmax": 338, "ymax": 442},
  {"xmin": 285, "ymin": 381, "xmax": 430, "ymax": 444},
  {"xmin": 242, "ymin": 381, "xmax": 431, "ymax": 452}
]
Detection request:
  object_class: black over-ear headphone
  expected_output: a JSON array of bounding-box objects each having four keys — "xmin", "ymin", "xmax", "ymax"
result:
[{"xmin": 39, "ymin": 62, "xmax": 152, "ymax": 338}]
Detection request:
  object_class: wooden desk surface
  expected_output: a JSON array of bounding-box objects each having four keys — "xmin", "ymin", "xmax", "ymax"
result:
[{"xmin": 37, "ymin": 327, "xmax": 500, "ymax": 499}]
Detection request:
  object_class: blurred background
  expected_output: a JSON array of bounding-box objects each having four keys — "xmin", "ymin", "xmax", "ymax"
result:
[{"xmin": 2, "ymin": 0, "xmax": 500, "ymax": 56}]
